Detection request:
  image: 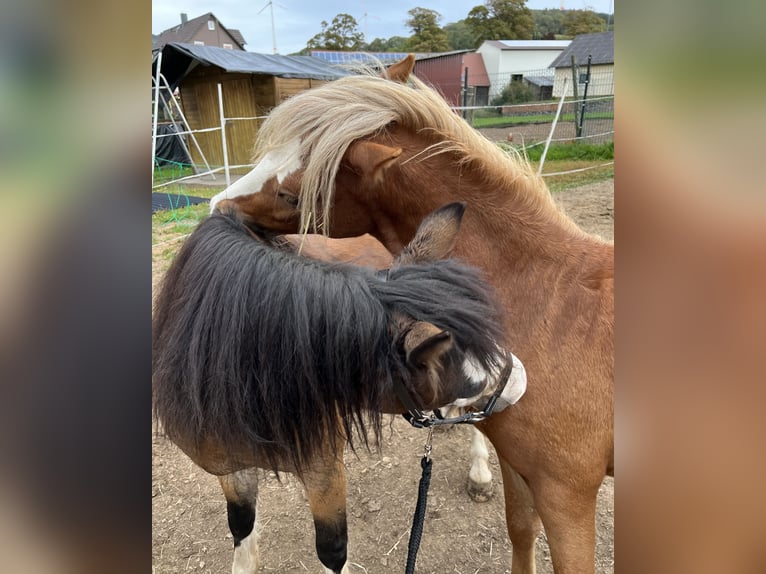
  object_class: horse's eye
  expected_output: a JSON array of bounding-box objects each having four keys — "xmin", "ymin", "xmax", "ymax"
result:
[{"xmin": 277, "ymin": 190, "xmax": 298, "ymax": 207}]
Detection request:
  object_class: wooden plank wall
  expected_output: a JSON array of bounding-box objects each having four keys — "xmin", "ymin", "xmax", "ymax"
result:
[{"xmin": 179, "ymin": 67, "xmax": 329, "ymax": 171}]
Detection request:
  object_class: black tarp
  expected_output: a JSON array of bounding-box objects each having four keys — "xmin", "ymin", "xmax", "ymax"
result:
[{"xmin": 154, "ymin": 124, "xmax": 191, "ymax": 166}]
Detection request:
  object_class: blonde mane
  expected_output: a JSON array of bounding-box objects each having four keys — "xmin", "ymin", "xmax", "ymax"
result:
[{"xmin": 253, "ymin": 73, "xmax": 561, "ymax": 234}]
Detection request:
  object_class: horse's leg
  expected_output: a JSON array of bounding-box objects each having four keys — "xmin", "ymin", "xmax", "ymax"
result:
[
  {"xmin": 467, "ymin": 427, "xmax": 494, "ymax": 502},
  {"xmin": 498, "ymin": 458, "xmax": 542, "ymax": 574},
  {"xmin": 301, "ymin": 453, "xmax": 349, "ymax": 574},
  {"xmin": 219, "ymin": 468, "xmax": 261, "ymax": 574},
  {"xmin": 529, "ymin": 477, "xmax": 598, "ymax": 574}
]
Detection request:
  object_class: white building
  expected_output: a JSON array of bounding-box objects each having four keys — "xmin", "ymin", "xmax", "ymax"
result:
[
  {"xmin": 477, "ymin": 40, "xmax": 570, "ymax": 99},
  {"xmin": 550, "ymin": 32, "xmax": 614, "ymax": 97}
]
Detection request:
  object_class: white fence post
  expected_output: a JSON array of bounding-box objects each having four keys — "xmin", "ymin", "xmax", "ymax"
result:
[
  {"xmin": 537, "ymin": 77, "xmax": 568, "ymax": 177},
  {"xmin": 217, "ymin": 83, "xmax": 230, "ymax": 188}
]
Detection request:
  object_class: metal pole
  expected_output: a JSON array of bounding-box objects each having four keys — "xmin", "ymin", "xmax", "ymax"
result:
[
  {"xmin": 155, "ymin": 81, "xmax": 196, "ymax": 174},
  {"xmin": 570, "ymin": 55, "xmax": 580, "ymax": 139},
  {"xmin": 578, "ymin": 55, "xmax": 592, "ymax": 137},
  {"xmin": 462, "ymin": 67, "xmax": 469, "ymax": 120},
  {"xmin": 270, "ymin": 2, "xmax": 277, "ymax": 54},
  {"xmin": 151, "ymin": 51, "xmax": 163, "ymax": 186},
  {"xmin": 217, "ymin": 83, "xmax": 231, "ymax": 187},
  {"xmin": 538, "ymin": 77, "xmax": 568, "ymax": 178},
  {"xmin": 159, "ymin": 72, "xmax": 215, "ymax": 179}
]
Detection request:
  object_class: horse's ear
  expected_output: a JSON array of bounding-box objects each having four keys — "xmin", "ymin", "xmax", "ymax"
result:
[
  {"xmin": 395, "ymin": 202, "xmax": 467, "ymax": 265},
  {"xmin": 403, "ymin": 321, "xmax": 453, "ymax": 369},
  {"xmin": 384, "ymin": 54, "xmax": 415, "ymax": 83},
  {"xmin": 344, "ymin": 141, "xmax": 402, "ymax": 178}
]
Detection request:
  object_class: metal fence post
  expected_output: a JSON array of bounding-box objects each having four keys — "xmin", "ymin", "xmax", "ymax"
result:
[{"xmin": 217, "ymin": 83, "xmax": 230, "ymax": 188}]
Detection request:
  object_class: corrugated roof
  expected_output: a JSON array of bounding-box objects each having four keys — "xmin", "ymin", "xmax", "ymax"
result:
[
  {"xmin": 154, "ymin": 43, "xmax": 351, "ymax": 91},
  {"xmin": 550, "ymin": 31, "xmax": 613, "ymax": 68},
  {"xmin": 524, "ymin": 72, "xmax": 555, "ymax": 87}
]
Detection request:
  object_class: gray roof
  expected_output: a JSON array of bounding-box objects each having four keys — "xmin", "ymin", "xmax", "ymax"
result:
[
  {"xmin": 550, "ymin": 31, "xmax": 613, "ymax": 68},
  {"xmin": 154, "ymin": 43, "xmax": 351, "ymax": 91},
  {"xmin": 524, "ymin": 73, "xmax": 555, "ymax": 87},
  {"xmin": 482, "ymin": 40, "xmax": 570, "ymax": 51}
]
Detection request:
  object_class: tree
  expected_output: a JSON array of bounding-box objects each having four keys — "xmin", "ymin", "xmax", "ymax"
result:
[
  {"xmin": 532, "ymin": 8, "xmax": 566, "ymax": 39},
  {"xmin": 563, "ymin": 9, "xmax": 607, "ymax": 37},
  {"xmin": 466, "ymin": 0, "xmax": 534, "ymax": 45},
  {"xmin": 444, "ymin": 20, "xmax": 476, "ymax": 50},
  {"xmin": 306, "ymin": 13, "xmax": 365, "ymax": 51},
  {"xmin": 404, "ymin": 8, "xmax": 450, "ymax": 52},
  {"xmin": 367, "ymin": 36, "xmax": 409, "ymax": 52}
]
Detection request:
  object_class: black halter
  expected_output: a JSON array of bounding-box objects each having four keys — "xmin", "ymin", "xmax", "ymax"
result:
[
  {"xmin": 395, "ymin": 351, "xmax": 515, "ymax": 429},
  {"xmin": 375, "ymin": 265, "xmax": 513, "ymax": 428}
]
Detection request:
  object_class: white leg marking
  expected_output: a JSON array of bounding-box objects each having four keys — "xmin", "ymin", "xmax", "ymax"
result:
[
  {"xmin": 210, "ymin": 138, "xmax": 301, "ymax": 212},
  {"xmin": 468, "ymin": 427, "xmax": 492, "ymax": 487},
  {"xmin": 232, "ymin": 530, "xmax": 260, "ymax": 574}
]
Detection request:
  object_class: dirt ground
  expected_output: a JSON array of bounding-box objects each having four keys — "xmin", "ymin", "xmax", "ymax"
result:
[{"xmin": 152, "ymin": 179, "xmax": 614, "ymax": 574}]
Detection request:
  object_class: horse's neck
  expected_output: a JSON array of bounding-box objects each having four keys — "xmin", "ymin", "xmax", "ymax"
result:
[{"xmin": 455, "ymin": 179, "xmax": 614, "ymax": 344}]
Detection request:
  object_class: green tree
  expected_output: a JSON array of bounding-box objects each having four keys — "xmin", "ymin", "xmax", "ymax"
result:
[
  {"xmin": 466, "ymin": 0, "xmax": 534, "ymax": 45},
  {"xmin": 444, "ymin": 20, "xmax": 476, "ymax": 50},
  {"xmin": 367, "ymin": 36, "xmax": 409, "ymax": 52},
  {"xmin": 306, "ymin": 13, "xmax": 365, "ymax": 50},
  {"xmin": 532, "ymin": 8, "xmax": 566, "ymax": 39},
  {"xmin": 404, "ymin": 8, "xmax": 450, "ymax": 52},
  {"xmin": 563, "ymin": 9, "xmax": 607, "ymax": 37}
]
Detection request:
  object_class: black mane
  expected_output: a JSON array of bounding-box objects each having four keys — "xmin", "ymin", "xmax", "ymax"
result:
[{"xmin": 152, "ymin": 213, "xmax": 503, "ymax": 472}]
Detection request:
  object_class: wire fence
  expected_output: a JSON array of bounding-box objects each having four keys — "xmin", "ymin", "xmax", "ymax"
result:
[{"xmin": 152, "ymin": 65, "xmax": 614, "ymax": 193}]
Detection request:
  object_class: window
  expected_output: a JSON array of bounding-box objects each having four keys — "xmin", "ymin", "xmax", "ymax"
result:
[
  {"xmin": 223, "ymin": 43, "xmax": 233, "ymax": 49},
  {"xmin": 208, "ymin": 20, "xmax": 215, "ymax": 30},
  {"xmin": 194, "ymin": 40, "xmax": 204, "ymax": 46}
]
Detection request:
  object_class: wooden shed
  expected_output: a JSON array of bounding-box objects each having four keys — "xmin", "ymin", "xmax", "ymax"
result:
[
  {"xmin": 153, "ymin": 43, "xmax": 349, "ymax": 169},
  {"xmin": 413, "ymin": 51, "xmax": 490, "ymax": 108}
]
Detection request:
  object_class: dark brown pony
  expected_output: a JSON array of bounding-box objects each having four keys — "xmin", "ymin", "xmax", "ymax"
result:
[
  {"xmin": 209, "ymin": 56, "xmax": 614, "ymax": 573},
  {"xmin": 153, "ymin": 203, "xmax": 517, "ymax": 574}
]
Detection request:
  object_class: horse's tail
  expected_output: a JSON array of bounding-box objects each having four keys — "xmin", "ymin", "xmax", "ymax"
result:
[{"xmin": 152, "ymin": 213, "xmax": 391, "ymax": 473}]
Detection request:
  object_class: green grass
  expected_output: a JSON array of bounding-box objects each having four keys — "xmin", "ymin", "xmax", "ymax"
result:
[
  {"xmin": 515, "ymin": 141, "xmax": 614, "ymax": 162},
  {"xmin": 542, "ymin": 162, "xmax": 614, "ymax": 192},
  {"xmin": 153, "ymin": 162, "xmax": 196, "ymax": 184},
  {"xmin": 151, "ymin": 156, "xmax": 613, "ymax": 267}
]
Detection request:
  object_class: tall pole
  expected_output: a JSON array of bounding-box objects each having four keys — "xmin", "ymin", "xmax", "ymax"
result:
[
  {"xmin": 570, "ymin": 55, "xmax": 581, "ymax": 139},
  {"xmin": 270, "ymin": 2, "xmax": 277, "ymax": 54},
  {"xmin": 578, "ymin": 55, "xmax": 592, "ymax": 137},
  {"xmin": 258, "ymin": 1, "xmax": 278, "ymax": 54},
  {"xmin": 217, "ymin": 83, "xmax": 231, "ymax": 188},
  {"xmin": 538, "ymin": 77, "xmax": 568, "ymax": 178},
  {"xmin": 462, "ymin": 67, "xmax": 469, "ymax": 120}
]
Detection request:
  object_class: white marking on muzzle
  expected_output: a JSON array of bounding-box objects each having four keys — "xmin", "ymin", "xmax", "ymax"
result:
[
  {"xmin": 451, "ymin": 352, "xmax": 527, "ymax": 411},
  {"xmin": 209, "ymin": 138, "xmax": 302, "ymax": 213}
]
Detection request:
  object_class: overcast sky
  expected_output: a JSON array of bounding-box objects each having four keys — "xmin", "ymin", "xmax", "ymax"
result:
[{"xmin": 152, "ymin": 0, "xmax": 614, "ymax": 56}]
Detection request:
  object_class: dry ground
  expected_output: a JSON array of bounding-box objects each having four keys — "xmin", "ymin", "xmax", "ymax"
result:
[{"xmin": 152, "ymin": 179, "xmax": 614, "ymax": 574}]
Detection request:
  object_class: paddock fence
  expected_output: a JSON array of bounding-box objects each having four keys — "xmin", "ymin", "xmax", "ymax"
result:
[{"xmin": 152, "ymin": 65, "xmax": 614, "ymax": 194}]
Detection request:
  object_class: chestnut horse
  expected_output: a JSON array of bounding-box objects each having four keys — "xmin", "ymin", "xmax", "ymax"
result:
[
  {"xmin": 209, "ymin": 55, "xmax": 614, "ymax": 573},
  {"xmin": 153, "ymin": 203, "xmax": 524, "ymax": 574}
]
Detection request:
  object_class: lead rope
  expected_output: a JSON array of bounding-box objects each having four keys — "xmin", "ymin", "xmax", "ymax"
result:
[{"xmin": 404, "ymin": 426, "xmax": 434, "ymax": 574}]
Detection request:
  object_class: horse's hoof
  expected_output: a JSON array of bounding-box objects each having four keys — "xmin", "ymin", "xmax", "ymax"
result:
[{"xmin": 467, "ymin": 478, "xmax": 493, "ymax": 502}]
